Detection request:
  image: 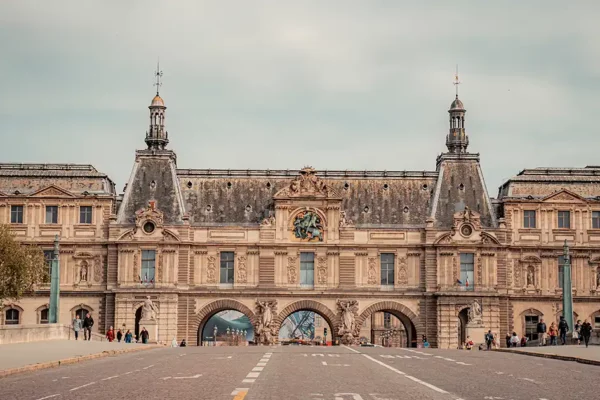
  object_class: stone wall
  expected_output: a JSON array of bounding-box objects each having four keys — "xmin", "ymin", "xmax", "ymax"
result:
[{"xmin": 0, "ymin": 324, "xmax": 71, "ymax": 344}]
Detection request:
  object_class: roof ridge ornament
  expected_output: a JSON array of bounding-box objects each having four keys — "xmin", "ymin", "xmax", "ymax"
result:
[{"xmin": 273, "ymin": 167, "xmax": 341, "ymax": 199}]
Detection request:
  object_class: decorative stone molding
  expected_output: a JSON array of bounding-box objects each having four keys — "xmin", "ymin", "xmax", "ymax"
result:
[
  {"xmin": 367, "ymin": 257, "xmax": 377, "ymax": 285},
  {"xmin": 274, "ymin": 250, "xmax": 288, "ymax": 256},
  {"xmin": 274, "ymin": 167, "xmax": 341, "ymax": 199},
  {"xmin": 317, "ymin": 256, "xmax": 328, "ymax": 285},
  {"xmin": 354, "ymin": 251, "xmax": 368, "ymax": 256},
  {"xmin": 287, "ymin": 255, "xmax": 298, "ymax": 284},
  {"xmin": 206, "ymin": 255, "xmax": 217, "ymax": 283},
  {"xmin": 326, "ymin": 251, "xmax": 340, "ymax": 256},
  {"xmin": 237, "ymin": 255, "xmax": 247, "ymax": 283},
  {"xmin": 194, "ymin": 249, "xmax": 208, "ymax": 255},
  {"xmin": 397, "ymin": 256, "xmax": 408, "ymax": 285},
  {"xmin": 407, "ymin": 252, "xmax": 422, "ymax": 257}
]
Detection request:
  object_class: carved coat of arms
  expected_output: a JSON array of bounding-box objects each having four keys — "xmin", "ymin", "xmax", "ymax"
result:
[{"xmin": 293, "ymin": 209, "xmax": 324, "ymax": 241}]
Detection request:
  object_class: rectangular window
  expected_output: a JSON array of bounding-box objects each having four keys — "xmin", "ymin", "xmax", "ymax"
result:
[
  {"xmin": 384, "ymin": 312, "xmax": 391, "ymax": 329},
  {"xmin": 40, "ymin": 309, "xmax": 49, "ymax": 324},
  {"xmin": 523, "ymin": 210, "xmax": 537, "ymax": 229},
  {"xmin": 558, "ymin": 255, "xmax": 568, "ymax": 289},
  {"xmin": 45, "ymin": 206, "xmax": 58, "ymax": 224},
  {"xmin": 220, "ymin": 252, "xmax": 235, "ymax": 284},
  {"xmin": 460, "ymin": 253, "xmax": 475, "ymax": 291},
  {"xmin": 315, "ymin": 315, "xmax": 322, "ymax": 327},
  {"xmin": 80, "ymin": 206, "xmax": 93, "ymax": 224},
  {"xmin": 10, "ymin": 205, "xmax": 23, "ymax": 224},
  {"xmin": 525, "ymin": 315, "xmax": 540, "ymax": 341},
  {"xmin": 141, "ymin": 250, "xmax": 156, "ymax": 283},
  {"xmin": 300, "ymin": 252, "xmax": 314, "ymax": 287},
  {"xmin": 557, "ymin": 211, "xmax": 571, "ymax": 229},
  {"xmin": 592, "ymin": 211, "xmax": 600, "ymax": 229},
  {"xmin": 380, "ymin": 253, "xmax": 395, "ymax": 286},
  {"xmin": 43, "ymin": 250, "xmax": 53, "ymax": 281},
  {"xmin": 595, "ymin": 316, "xmax": 600, "ymax": 329}
]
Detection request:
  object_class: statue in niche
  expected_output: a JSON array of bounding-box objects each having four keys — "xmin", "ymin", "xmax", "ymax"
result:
[
  {"xmin": 596, "ymin": 267, "xmax": 600, "ymax": 288},
  {"xmin": 467, "ymin": 300, "xmax": 483, "ymax": 325},
  {"xmin": 527, "ymin": 266, "xmax": 535, "ymax": 287},
  {"xmin": 80, "ymin": 261, "xmax": 88, "ymax": 282},
  {"xmin": 293, "ymin": 209, "xmax": 324, "ymax": 241},
  {"xmin": 255, "ymin": 300, "xmax": 277, "ymax": 345},
  {"xmin": 337, "ymin": 299, "xmax": 359, "ymax": 345},
  {"xmin": 141, "ymin": 296, "xmax": 159, "ymax": 320}
]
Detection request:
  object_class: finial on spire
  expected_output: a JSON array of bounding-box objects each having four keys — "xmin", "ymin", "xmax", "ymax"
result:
[
  {"xmin": 154, "ymin": 60, "xmax": 163, "ymax": 95},
  {"xmin": 453, "ymin": 64, "xmax": 460, "ymax": 98}
]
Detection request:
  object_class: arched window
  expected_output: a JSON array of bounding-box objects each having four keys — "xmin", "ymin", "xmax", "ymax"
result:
[
  {"xmin": 40, "ymin": 308, "xmax": 49, "ymax": 324},
  {"xmin": 5, "ymin": 308, "xmax": 20, "ymax": 325}
]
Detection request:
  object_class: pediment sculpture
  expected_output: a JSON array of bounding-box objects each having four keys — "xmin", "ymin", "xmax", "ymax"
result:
[
  {"xmin": 293, "ymin": 208, "xmax": 324, "ymax": 241},
  {"xmin": 135, "ymin": 200, "xmax": 164, "ymax": 227},
  {"xmin": 453, "ymin": 206, "xmax": 481, "ymax": 231},
  {"xmin": 274, "ymin": 167, "xmax": 340, "ymax": 199}
]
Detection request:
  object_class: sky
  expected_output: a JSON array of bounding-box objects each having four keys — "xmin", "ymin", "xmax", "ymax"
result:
[{"xmin": 1, "ymin": 1, "xmax": 599, "ymax": 197}]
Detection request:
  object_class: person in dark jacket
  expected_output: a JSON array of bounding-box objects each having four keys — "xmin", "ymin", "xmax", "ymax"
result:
[
  {"xmin": 116, "ymin": 329, "xmax": 123, "ymax": 343},
  {"xmin": 580, "ymin": 320, "xmax": 593, "ymax": 348},
  {"xmin": 536, "ymin": 319, "xmax": 547, "ymax": 346},
  {"xmin": 83, "ymin": 313, "xmax": 94, "ymax": 341},
  {"xmin": 140, "ymin": 327, "xmax": 149, "ymax": 344},
  {"xmin": 485, "ymin": 330, "xmax": 494, "ymax": 350},
  {"xmin": 558, "ymin": 316, "xmax": 569, "ymax": 345},
  {"xmin": 180, "ymin": 339, "xmax": 187, "ymax": 347}
]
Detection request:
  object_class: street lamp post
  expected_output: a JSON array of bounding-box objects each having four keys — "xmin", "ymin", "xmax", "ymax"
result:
[
  {"xmin": 48, "ymin": 235, "xmax": 60, "ymax": 323},
  {"xmin": 562, "ymin": 240, "xmax": 574, "ymax": 339},
  {"xmin": 213, "ymin": 326, "xmax": 218, "ymax": 347}
]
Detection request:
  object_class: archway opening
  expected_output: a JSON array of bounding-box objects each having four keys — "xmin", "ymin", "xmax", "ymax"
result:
[
  {"xmin": 364, "ymin": 312, "xmax": 409, "ymax": 347},
  {"xmin": 278, "ymin": 310, "xmax": 334, "ymax": 345},
  {"xmin": 198, "ymin": 310, "xmax": 254, "ymax": 346},
  {"xmin": 458, "ymin": 308, "xmax": 468, "ymax": 346}
]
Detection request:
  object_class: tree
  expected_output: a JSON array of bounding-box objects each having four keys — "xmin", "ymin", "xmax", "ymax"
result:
[{"xmin": 0, "ymin": 224, "xmax": 46, "ymax": 306}]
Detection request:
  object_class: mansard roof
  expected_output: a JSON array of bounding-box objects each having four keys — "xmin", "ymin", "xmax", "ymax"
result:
[
  {"xmin": 177, "ymin": 168, "xmax": 439, "ymax": 227},
  {"xmin": 0, "ymin": 163, "xmax": 116, "ymax": 196}
]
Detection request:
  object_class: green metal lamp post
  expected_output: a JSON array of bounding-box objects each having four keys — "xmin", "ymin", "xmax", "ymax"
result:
[
  {"xmin": 48, "ymin": 235, "xmax": 60, "ymax": 323},
  {"xmin": 562, "ymin": 240, "xmax": 574, "ymax": 337}
]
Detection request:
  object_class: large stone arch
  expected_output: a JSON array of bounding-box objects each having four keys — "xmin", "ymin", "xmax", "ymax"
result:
[
  {"xmin": 273, "ymin": 300, "xmax": 340, "ymax": 341},
  {"xmin": 193, "ymin": 299, "xmax": 257, "ymax": 346},
  {"xmin": 355, "ymin": 301, "xmax": 420, "ymax": 347}
]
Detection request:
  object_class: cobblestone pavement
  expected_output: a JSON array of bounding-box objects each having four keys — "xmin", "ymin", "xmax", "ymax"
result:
[{"xmin": 0, "ymin": 345, "xmax": 598, "ymax": 400}]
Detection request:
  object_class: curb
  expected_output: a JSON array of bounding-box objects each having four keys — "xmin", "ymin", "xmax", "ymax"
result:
[
  {"xmin": 492, "ymin": 348, "xmax": 600, "ymax": 366},
  {"xmin": 0, "ymin": 345, "xmax": 163, "ymax": 379}
]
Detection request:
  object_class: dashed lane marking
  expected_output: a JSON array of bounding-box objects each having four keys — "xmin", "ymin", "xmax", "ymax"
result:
[
  {"xmin": 233, "ymin": 389, "xmax": 248, "ymax": 400},
  {"xmin": 142, "ymin": 365, "xmax": 154, "ymax": 370},
  {"xmin": 173, "ymin": 374, "xmax": 202, "ymax": 379},
  {"xmin": 242, "ymin": 379, "xmax": 255, "ymax": 383},
  {"xmin": 69, "ymin": 382, "xmax": 96, "ymax": 392},
  {"xmin": 455, "ymin": 362, "xmax": 471, "ymax": 366},
  {"xmin": 231, "ymin": 388, "xmax": 249, "ymax": 395},
  {"xmin": 252, "ymin": 367, "xmax": 264, "ymax": 372},
  {"xmin": 257, "ymin": 362, "xmax": 267, "ymax": 366},
  {"xmin": 246, "ymin": 372, "xmax": 260, "ymax": 378},
  {"xmin": 101, "ymin": 375, "xmax": 119, "ymax": 381},
  {"xmin": 35, "ymin": 395, "xmax": 60, "ymax": 400},
  {"xmin": 322, "ymin": 361, "xmax": 328, "ymax": 366}
]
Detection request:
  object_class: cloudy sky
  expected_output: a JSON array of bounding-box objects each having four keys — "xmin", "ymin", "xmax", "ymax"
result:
[{"xmin": 1, "ymin": 1, "xmax": 599, "ymax": 196}]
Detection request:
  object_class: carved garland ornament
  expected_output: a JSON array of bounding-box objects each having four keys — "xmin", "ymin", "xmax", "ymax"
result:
[
  {"xmin": 397, "ymin": 256, "xmax": 408, "ymax": 285},
  {"xmin": 476, "ymin": 256, "xmax": 482, "ymax": 285},
  {"xmin": 317, "ymin": 256, "xmax": 328, "ymax": 285},
  {"xmin": 287, "ymin": 256, "xmax": 298, "ymax": 284},
  {"xmin": 206, "ymin": 256, "xmax": 217, "ymax": 283},
  {"xmin": 367, "ymin": 257, "xmax": 377, "ymax": 285},
  {"xmin": 93, "ymin": 256, "xmax": 102, "ymax": 283},
  {"xmin": 237, "ymin": 255, "xmax": 247, "ymax": 283}
]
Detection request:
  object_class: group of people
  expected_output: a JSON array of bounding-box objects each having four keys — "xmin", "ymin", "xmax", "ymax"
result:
[
  {"xmin": 104, "ymin": 326, "xmax": 150, "ymax": 343},
  {"xmin": 72, "ymin": 314, "xmax": 153, "ymax": 344},
  {"xmin": 536, "ymin": 317, "xmax": 593, "ymax": 347}
]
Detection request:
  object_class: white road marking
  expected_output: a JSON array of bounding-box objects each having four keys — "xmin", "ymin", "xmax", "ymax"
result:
[
  {"xmin": 242, "ymin": 379, "xmax": 255, "ymax": 383},
  {"xmin": 142, "ymin": 365, "xmax": 154, "ymax": 370},
  {"xmin": 328, "ymin": 354, "xmax": 340, "ymax": 357},
  {"xmin": 495, "ymin": 372, "xmax": 504, "ymax": 375},
  {"xmin": 161, "ymin": 377, "xmax": 172, "ymax": 381},
  {"xmin": 312, "ymin": 354, "xmax": 324, "ymax": 357},
  {"xmin": 519, "ymin": 377, "xmax": 537, "ymax": 383},
  {"xmin": 35, "ymin": 395, "xmax": 60, "ymax": 400},
  {"xmin": 257, "ymin": 362, "xmax": 267, "ymax": 366},
  {"xmin": 361, "ymin": 354, "xmax": 451, "ymax": 395},
  {"xmin": 322, "ymin": 361, "xmax": 328, "ymax": 365},
  {"xmin": 455, "ymin": 362, "xmax": 471, "ymax": 366},
  {"xmin": 179, "ymin": 354, "xmax": 186, "ymax": 357},
  {"xmin": 252, "ymin": 367, "xmax": 264, "ymax": 371},
  {"xmin": 123, "ymin": 371, "xmax": 133, "ymax": 375},
  {"xmin": 52, "ymin": 379, "xmax": 57, "ymax": 382},
  {"xmin": 380, "ymin": 355, "xmax": 395, "ymax": 359},
  {"xmin": 343, "ymin": 346, "xmax": 361, "ymax": 354},
  {"xmin": 246, "ymin": 372, "xmax": 260, "ymax": 378},
  {"xmin": 232, "ymin": 388, "xmax": 249, "ymax": 395},
  {"xmin": 259, "ymin": 358, "xmax": 269, "ymax": 362},
  {"xmin": 173, "ymin": 374, "xmax": 202, "ymax": 379},
  {"xmin": 70, "ymin": 382, "xmax": 96, "ymax": 392},
  {"xmin": 443, "ymin": 358, "xmax": 455, "ymax": 361},
  {"xmin": 334, "ymin": 393, "xmax": 365, "ymax": 400},
  {"xmin": 101, "ymin": 375, "xmax": 119, "ymax": 381},
  {"xmin": 263, "ymin": 355, "xmax": 272, "ymax": 358}
]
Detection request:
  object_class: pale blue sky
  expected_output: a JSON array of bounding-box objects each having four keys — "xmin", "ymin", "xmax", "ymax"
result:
[{"xmin": 1, "ymin": 1, "xmax": 599, "ymax": 196}]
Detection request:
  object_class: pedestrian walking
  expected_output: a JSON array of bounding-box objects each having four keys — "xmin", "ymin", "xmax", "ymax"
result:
[
  {"xmin": 510, "ymin": 332, "xmax": 520, "ymax": 347},
  {"xmin": 116, "ymin": 329, "xmax": 123, "ymax": 343},
  {"xmin": 106, "ymin": 326, "xmax": 115, "ymax": 342},
  {"xmin": 574, "ymin": 320, "xmax": 582, "ymax": 345},
  {"xmin": 83, "ymin": 313, "xmax": 94, "ymax": 341},
  {"xmin": 549, "ymin": 322, "xmax": 558, "ymax": 345},
  {"xmin": 536, "ymin": 318, "xmax": 547, "ymax": 346},
  {"xmin": 124, "ymin": 330, "xmax": 133, "ymax": 343},
  {"xmin": 558, "ymin": 316, "xmax": 569, "ymax": 345},
  {"xmin": 505, "ymin": 333, "xmax": 511, "ymax": 348},
  {"xmin": 580, "ymin": 320, "xmax": 592, "ymax": 348},
  {"xmin": 140, "ymin": 327, "xmax": 149, "ymax": 344},
  {"xmin": 485, "ymin": 330, "xmax": 494, "ymax": 350},
  {"xmin": 72, "ymin": 314, "xmax": 83, "ymax": 340}
]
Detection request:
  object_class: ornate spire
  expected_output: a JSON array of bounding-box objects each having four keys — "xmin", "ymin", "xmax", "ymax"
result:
[
  {"xmin": 145, "ymin": 62, "xmax": 169, "ymax": 150},
  {"xmin": 446, "ymin": 67, "xmax": 468, "ymax": 154}
]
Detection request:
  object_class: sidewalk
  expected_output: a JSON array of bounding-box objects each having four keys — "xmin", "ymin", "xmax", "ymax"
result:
[
  {"xmin": 495, "ymin": 345, "xmax": 600, "ymax": 366},
  {"xmin": 0, "ymin": 340, "xmax": 160, "ymax": 377}
]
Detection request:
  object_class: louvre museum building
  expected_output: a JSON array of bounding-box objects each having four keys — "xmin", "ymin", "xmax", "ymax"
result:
[{"xmin": 1, "ymin": 88, "xmax": 599, "ymax": 348}]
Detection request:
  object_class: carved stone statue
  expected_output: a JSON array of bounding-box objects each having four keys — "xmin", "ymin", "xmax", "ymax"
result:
[
  {"xmin": 337, "ymin": 299, "xmax": 359, "ymax": 345},
  {"xmin": 255, "ymin": 299, "xmax": 277, "ymax": 345},
  {"xmin": 80, "ymin": 262, "xmax": 88, "ymax": 282},
  {"xmin": 260, "ymin": 215, "xmax": 276, "ymax": 226},
  {"xmin": 527, "ymin": 266, "xmax": 535, "ymax": 287},
  {"xmin": 467, "ymin": 300, "xmax": 483, "ymax": 325},
  {"xmin": 141, "ymin": 296, "xmax": 159, "ymax": 321},
  {"xmin": 339, "ymin": 211, "xmax": 354, "ymax": 228},
  {"xmin": 596, "ymin": 267, "xmax": 600, "ymax": 288}
]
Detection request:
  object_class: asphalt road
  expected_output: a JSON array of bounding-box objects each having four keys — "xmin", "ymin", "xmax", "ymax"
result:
[{"xmin": 0, "ymin": 344, "xmax": 597, "ymax": 400}]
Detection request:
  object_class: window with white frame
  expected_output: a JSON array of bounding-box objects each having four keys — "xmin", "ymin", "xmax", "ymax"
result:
[{"xmin": 300, "ymin": 253, "xmax": 314, "ymax": 286}]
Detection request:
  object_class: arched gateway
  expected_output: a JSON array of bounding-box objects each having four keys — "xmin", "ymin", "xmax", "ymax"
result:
[
  {"xmin": 194, "ymin": 299, "xmax": 257, "ymax": 345},
  {"xmin": 273, "ymin": 300, "xmax": 340, "ymax": 342},
  {"xmin": 355, "ymin": 301, "xmax": 419, "ymax": 347}
]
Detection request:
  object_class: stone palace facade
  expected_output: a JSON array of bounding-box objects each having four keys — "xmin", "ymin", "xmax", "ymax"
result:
[{"xmin": 2, "ymin": 89, "xmax": 600, "ymax": 348}]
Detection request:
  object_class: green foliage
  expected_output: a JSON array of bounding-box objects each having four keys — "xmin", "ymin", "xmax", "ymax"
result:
[{"xmin": 0, "ymin": 224, "xmax": 46, "ymax": 305}]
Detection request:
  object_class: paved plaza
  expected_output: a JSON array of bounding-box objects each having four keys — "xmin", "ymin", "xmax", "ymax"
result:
[{"xmin": 1, "ymin": 345, "xmax": 598, "ymax": 400}]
